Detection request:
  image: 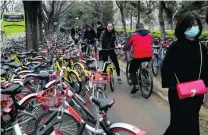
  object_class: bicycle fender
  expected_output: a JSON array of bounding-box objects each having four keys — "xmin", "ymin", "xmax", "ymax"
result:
[
  {"xmin": 110, "ymin": 123, "xmax": 146, "ymax": 135},
  {"xmin": 106, "ymin": 66, "xmax": 115, "ymax": 76},
  {"xmin": 18, "ymin": 93, "xmax": 38, "ymax": 105}
]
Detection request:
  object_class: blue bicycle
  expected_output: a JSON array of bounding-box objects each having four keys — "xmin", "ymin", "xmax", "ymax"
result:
[{"xmin": 151, "ymin": 42, "xmax": 169, "ymax": 76}]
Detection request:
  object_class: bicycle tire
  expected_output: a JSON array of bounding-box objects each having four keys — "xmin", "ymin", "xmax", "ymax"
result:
[
  {"xmin": 73, "ymin": 63, "xmax": 85, "ymax": 76},
  {"xmin": 85, "ymin": 87, "xmax": 107, "ymax": 123},
  {"xmin": 109, "ymin": 68, "xmax": 115, "ymax": 92},
  {"xmin": 68, "ymin": 71, "xmax": 82, "ymax": 94},
  {"xmin": 140, "ymin": 68, "xmax": 153, "ymax": 99},
  {"xmin": 35, "ymin": 111, "xmax": 80, "ymax": 135},
  {"xmin": 126, "ymin": 61, "xmax": 132, "ymax": 85},
  {"xmin": 151, "ymin": 54, "xmax": 159, "ymax": 76},
  {"xmin": 109, "ymin": 123, "xmax": 146, "ymax": 135},
  {"xmin": 13, "ymin": 95, "xmax": 46, "ymax": 135}
]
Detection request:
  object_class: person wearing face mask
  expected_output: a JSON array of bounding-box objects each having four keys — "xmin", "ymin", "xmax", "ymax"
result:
[
  {"xmin": 161, "ymin": 11, "xmax": 208, "ymax": 135},
  {"xmin": 100, "ymin": 23, "xmax": 122, "ymax": 84}
]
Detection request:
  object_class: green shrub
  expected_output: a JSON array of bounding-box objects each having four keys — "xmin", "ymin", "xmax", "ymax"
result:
[{"xmin": 116, "ymin": 28, "xmax": 208, "ymax": 39}]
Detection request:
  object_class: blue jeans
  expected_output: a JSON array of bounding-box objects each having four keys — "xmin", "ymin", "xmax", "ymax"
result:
[{"xmin": 86, "ymin": 41, "xmax": 97, "ymax": 56}]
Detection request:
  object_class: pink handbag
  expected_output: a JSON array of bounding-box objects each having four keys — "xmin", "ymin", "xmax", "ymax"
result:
[{"xmin": 175, "ymin": 43, "xmax": 207, "ymax": 99}]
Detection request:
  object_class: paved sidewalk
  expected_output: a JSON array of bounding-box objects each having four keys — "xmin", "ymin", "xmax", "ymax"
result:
[{"xmin": 118, "ymin": 59, "xmax": 208, "ymax": 134}]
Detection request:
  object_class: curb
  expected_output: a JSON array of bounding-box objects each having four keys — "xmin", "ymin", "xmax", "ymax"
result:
[{"xmin": 119, "ymin": 66, "xmax": 169, "ymax": 102}]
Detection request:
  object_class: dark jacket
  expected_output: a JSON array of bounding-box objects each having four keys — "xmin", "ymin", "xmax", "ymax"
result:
[
  {"xmin": 100, "ymin": 30, "xmax": 118, "ymax": 49},
  {"xmin": 84, "ymin": 29, "xmax": 96, "ymax": 43},
  {"xmin": 97, "ymin": 25, "xmax": 104, "ymax": 39},
  {"xmin": 161, "ymin": 38, "xmax": 208, "ymax": 88},
  {"xmin": 71, "ymin": 28, "xmax": 75, "ymax": 35}
]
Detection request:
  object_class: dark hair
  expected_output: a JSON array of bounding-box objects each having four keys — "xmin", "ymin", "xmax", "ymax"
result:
[
  {"xmin": 105, "ymin": 23, "xmax": 115, "ymax": 32},
  {"xmin": 136, "ymin": 23, "xmax": 144, "ymax": 29},
  {"xmin": 97, "ymin": 21, "xmax": 102, "ymax": 25},
  {"xmin": 175, "ymin": 11, "xmax": 203, "ymax": 40}
]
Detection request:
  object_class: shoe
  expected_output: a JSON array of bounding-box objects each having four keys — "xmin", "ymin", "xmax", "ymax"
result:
[
  {"xmin": 118, "ymin": 78, "xmax": 122, "ymax": 84},
  {"xmin": 131, "ymin": 85, "xmax": 139, "ymax": 94},
  {"xmin": 128, "ymin": 79, "xmax": 132, "ymax": 85}
]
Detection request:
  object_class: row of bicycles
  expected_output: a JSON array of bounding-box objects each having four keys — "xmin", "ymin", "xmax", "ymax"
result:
[{"xmin": 1, "ymin": 32, "xmax": 146, "ymax": 135}]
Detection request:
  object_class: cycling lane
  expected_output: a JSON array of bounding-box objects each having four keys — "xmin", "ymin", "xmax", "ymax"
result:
[{"xmin": 105, "ymin": 75, "xmax": 170, "ymax": 135}]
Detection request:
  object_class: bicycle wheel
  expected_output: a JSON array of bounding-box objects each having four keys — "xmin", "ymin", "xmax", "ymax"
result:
[
  {"xmin": 73, "ymin": 63, "xmax": 85, "ymax": 77},
  {"xmin": 109, "ymin": 123, "xmax": 146, "ymax": 135},
  {"xmin": 151, "ymin": 54, "xmax": 159, "ymax": 76},
  {"xmin": 35, "ymin": 111, "xmax": 80, "ymax": 135},
  {"xmin": 13, "ymin": 96, "xmax": 46, "ymax": 135},
  {"xmin": 139, "ymin": 68, "xmax": 153, "ymax": 99},
  {"xmin": 68, "ymin": 71, "xmax": 82, "ymax": 94},
  {"xmin": 109, "ymin": 68, "xmax": 115, "ymax": 92},
  {"xmin": 126, "ymin": 61, "xmax": 131, "ymax": 85}
]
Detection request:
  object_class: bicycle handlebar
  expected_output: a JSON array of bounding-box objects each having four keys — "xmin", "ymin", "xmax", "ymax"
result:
[{"xmin": 98, "ymin": 47, "xmax": 123, "ymax": 51}]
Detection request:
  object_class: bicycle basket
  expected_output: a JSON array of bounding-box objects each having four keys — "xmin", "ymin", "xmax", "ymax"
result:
[
  {"xmin": 89, "ymin": 72, "xmax": 110, "ymax": 84},
  {"xmin": 37, "ymin": 86, "xmax": 63, "ymax": 107},
  {"xmin": 0, "ymin": 94, "xmax": 13, "ymax": 109}
]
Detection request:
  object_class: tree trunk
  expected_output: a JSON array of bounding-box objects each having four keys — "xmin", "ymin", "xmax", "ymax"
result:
[
  {"xmin": 137, "ymin": 1, "xmax": 141, "ymax": 24},
  {"xmin": 120, "ymin": 7, "xmax": 127, "ymax": 36},
  {"xmin": 100, "ymin": 1, "xmax": 103, "ymax": 23},
  {"xmin": 130, "ymin": 11, "xmax": 133, "ymax": 30},
  {"xmin": 158, "ymin": 1, "xmax": 166, "ymax": 38},
  {"xmin": 37, "ymin": 3, "xmax": 42, "ymax": 42},
  {"xmin": 168, "ymin": 19, "xmax": 174, "ymax": 30},
  {"xmin": 23, "ymin": 1, "xmax": 41, "ymax": 51}
]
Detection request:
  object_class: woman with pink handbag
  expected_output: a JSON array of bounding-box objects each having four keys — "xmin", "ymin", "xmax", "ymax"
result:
[{"xmin": 161, "ymin": 11, "xmax": 208, "ymax": 135}]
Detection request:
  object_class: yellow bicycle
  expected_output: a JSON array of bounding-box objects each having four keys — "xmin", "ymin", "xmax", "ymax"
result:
[{"xmin": 54, "ymin": 55, "xmax": 82, "ymax": 93}]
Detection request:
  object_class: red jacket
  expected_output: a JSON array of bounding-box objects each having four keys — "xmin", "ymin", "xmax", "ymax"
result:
[{"xmin": 124, "ymin": 29, "xmax": 152, "ymax": 58}]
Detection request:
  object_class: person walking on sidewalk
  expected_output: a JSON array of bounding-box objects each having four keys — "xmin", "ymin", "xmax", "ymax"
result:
[
  {"xmin": 100, "ymin": 23, "xmax": 122, "ymax": 84},
  {"xmin": 161, "ymin": 11, "xmax": 208, "ymax": 135},
  {"xmin": 124, "ymin": 23, "xmax": 152, "ymax": 94}
]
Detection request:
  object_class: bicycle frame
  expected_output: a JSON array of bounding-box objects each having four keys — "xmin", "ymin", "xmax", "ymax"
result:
[{"xmin": 10, "ymin": 54, "xmax": 21, "ymax": 64}]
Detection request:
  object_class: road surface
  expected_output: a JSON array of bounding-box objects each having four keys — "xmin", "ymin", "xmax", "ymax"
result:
[{"xmin": 104, "ymin": 74, "xmax": 169, "ymax": 135}]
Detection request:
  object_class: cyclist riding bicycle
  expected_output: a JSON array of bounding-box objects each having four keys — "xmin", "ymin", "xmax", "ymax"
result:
[
  {"xmin": 100, "ymin": 23, "xmax": 122, "ymax": 84},
  {"xmin": 124, "ymin": 23, "xmax": 152, "ymax": 94},
  {"xmin": 84, "ymin": 25, "xmax": 97, "ymax": 59},
  {"xmin": 97, "ymin": 22, "xmax": 104, "ymax": 60}
]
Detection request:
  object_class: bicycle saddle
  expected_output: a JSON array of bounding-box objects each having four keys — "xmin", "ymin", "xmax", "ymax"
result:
[
  {"xmin": 17, "ymin": 55, "xmax": 26, "ymax": 59},
  {"xmin": 0, "ymin": 69, "xmax": 7, "ymax": 76},
  {"xmin": 63, "ymin": 56, "xmax": 70, "ymax": 60},
  {"xmin": 1, "ymin": 83, "xmax": 22, "ymax": 95},
  {"xmin": 2, "ymin": 58, "xmax": 15, "ymax": 63},
  {"xmin": 86, "ymin": 58, "xmax": 94, "ymax": 63},
  {"xmin": 91, "ymin": 97, "xmax": 115, "ymax": 111},
  {"xmin": 17, "ymin": 52, "xmax": 26, "ymax": 55},
  {"xmin": 1, "ymin": 65, "xmax": 10, "ymax": 71},
  {"xmin": 38, "ymin": 70, "xmax": 49, "ymax": 79},
  {"xmin": 5, "ymin": 62, "xmax": 22, "ymax": 69}
]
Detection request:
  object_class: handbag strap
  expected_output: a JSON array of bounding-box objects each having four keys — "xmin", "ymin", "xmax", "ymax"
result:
[{"xmin": 174, "ymin": 42, "xmax": 203, "ymax": 83}]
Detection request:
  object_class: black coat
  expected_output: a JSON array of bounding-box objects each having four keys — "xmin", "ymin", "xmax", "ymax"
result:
[
  {"xmin": 161, "ymin": 38, "xmax": 208, "ymax": 88},
  {"xmin": 161, "ymin": 38, "xmax": 208, "ymax": 135},
  {"xmin": 84, "ymin": 29, "xmax": 96, "ymax": 43},
  {"xmin": 100, "ymin": 30, "xmax": 118, "ymax": 49},
  {"xmin": 97, "ymin": 26, "xmax": 104, "ymax": 39}
]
